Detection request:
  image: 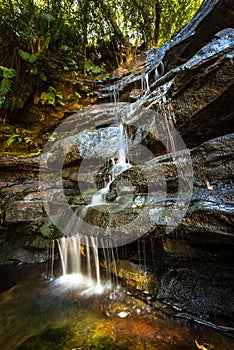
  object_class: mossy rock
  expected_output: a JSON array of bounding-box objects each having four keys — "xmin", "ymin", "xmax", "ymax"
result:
[
  {"xmin": 86, "ymin": 335, "xmax": 130, "ymax": 350},
  {"xmin": 39, "ymin": 216, "xmax": 63, "ymax": 238},
  {"xmin": 16, "ymin": 326, "xmax": 74, "ymax": 350}
]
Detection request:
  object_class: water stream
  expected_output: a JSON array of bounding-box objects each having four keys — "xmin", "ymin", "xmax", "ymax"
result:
[
  {"xmin": 1, "ymin": 257, "xmax": 233, "ymax": 350},
  {"xmin": 86, "ymin": 122, "xmax": 131, "ymax": 208},
  {"xmin": 1, "ymin": 65, "xmax": 233, "ymax": 350},
  {"xmin": 55, "ymin": 121, "xmax": 132, "ymax": 294}
]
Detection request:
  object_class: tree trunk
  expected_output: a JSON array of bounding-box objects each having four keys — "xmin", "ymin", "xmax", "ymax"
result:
[
  {"xmin": 132, "ymin": 0, "xmax": 157, "ymax": 49},
  {"xmin": 81, "ymin": 0, "xmax": 88, "ymax": 74},
  {"xmin": 94, "ymin": 0, "xmax": 133, "ymax": 61},
  {"xmin": 153, "ymin": 1, "xmax": 161, "ymax": 46}
]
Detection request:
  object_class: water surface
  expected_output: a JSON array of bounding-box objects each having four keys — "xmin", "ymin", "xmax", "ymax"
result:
[{"xmin": 0, "ymin": 264, "xmax": 233, "ymax": 350}]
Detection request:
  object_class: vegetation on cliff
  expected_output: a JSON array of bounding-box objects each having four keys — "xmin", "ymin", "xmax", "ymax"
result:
[{"xmin": 0, "ymin": 0, "xmax": 202, "ymax": 126}]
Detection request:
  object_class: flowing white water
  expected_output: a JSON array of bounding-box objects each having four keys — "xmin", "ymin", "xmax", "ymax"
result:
[
  {"xmin": 110, "ymin": 83, "xmax": 120, "ymax": 104},
  {"xmin": 141, "ymin": 72, "xmax": 150, "ymax": 92},
  {"xmin": 44, "ymin": 239, "xmax": 55, "ymax": 280},
  {"xmin": 118, "ymin": 123, "xmax": 126, "ymax": 164},
  {"xmin": 57, "ymin": 123, "xmax": 131, "ymax": 292},
  {"xmin": 145, "ymin": 72, "xmax": 150, "ymax": 92},
  {"xmin": 90, "ymin": 186, "xmax": 110, "ymax": 206},
  {"xmin": 57, "ymin": 235, "xmax": 113, "ymax": 294},
  {"xmin": 87, "ymin": 123, "xmax": 131, "ymax": 207},
  {"xmin": 112, "ymin": 122, "xmax": 131, "ymax": 176},
  {"xmin": 155, "ymin": 62, "xmax": 164, "ymax": 81}
]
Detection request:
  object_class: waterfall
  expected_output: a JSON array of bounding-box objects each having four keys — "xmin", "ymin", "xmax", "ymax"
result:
[
  {"xmin": 44, "ymin": 239, "xmax": 55, "ymax": 280},
  {"xmin": 145, "ymin": 72, "xmax": 150, "ymax": 92},
  {"xmin": 110, "ymin": 83, "xmax": 120, "ymax": 104},
  {"xmin": 90, "ymin": 236, "xmax": 101, "ymax": 286},
  {"xmin": 154, "ymin": 61, "xmax": 164, "ymax": 81},
  {"xmin": 112, "ymin": 123, "xmax": 131, "ymax": 177},
  {"xmin": 87, "ymin": 122, "xmax": 131, "ymax": 207},
  {"xmin": 90, "ymin": 186, "xmax": 110, "ymax": 206},
  {"xmin": 56, "ymin": 122, "xmax": 132, "ymax": 292},
  {"xmin": 57, "ymin": 235, "xmax": 115, "ymax": 294},
  {"xmin": 118, "ymin": 123, "xmax": 126, "ymax": 164},
  {"xmin": 141, "ymin": 72, "xmax": 150, "ymax": 92}
]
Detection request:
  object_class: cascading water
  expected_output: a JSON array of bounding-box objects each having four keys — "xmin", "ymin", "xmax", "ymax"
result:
[
  {"xmin": 57, "ymin": 235, "xmax": 112, "ymax": 294},
  {"xmin": 141, "ymin": 72, "xmax": 150, "ymax": 92},
  {"xmin": 154, "ymin": 61, "xmax": 164, "ymax": 81},
  {"xmin": 87, "ymin": 122, "xmax": 131, "ymax": 207},
  {"xmin": 44, "ymin": 239, "xmax": 55, "ymax": 280},
  {"xmin": 56, "ymin": 122, "xmax": 131, "ymax": 293},
  {"xmin": 55, "ymin": 64, "xmax": 176, "ymax": 295},
  {"xmin": 112, "ymin": 122, "xmax": 131, "ymax": 176},
  {"xmin": 110, "ymin": 83, "xmax": 120, "ymax": 104}
]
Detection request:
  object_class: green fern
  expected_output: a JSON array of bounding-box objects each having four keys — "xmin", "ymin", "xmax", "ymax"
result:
[
  {"xmin": 0, "ymin": 78, "xmax": 11, "ymax": 95},
  {"xmin": 0, "ymin": 66, "xmax": 16, "ymax": 108},
  {"xmin": 18, "ymin": 50, "xmax": 37, "ymax": 63},
  {"xmin": 7, "ymin": 134, "xmax": 22, "ymax": 146},
  {"xmin": 0, "ymin": 66, "xmax": 16, "ymax": 79},
  {"xmin": 34, "ymin": 86, "xmax": 64, "ymax": 106}
]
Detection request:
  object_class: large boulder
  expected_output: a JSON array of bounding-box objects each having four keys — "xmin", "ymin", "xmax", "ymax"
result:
[{"xmin": 107, "ymin": 133, "xmax": 234, "ymax": 238}]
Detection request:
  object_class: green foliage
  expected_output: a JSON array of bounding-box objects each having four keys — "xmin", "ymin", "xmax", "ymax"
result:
[
  {"xmin": 40, "ymin": 13, "xmax": 55, "ymax": 23},
  {"xmin": 4, "ymin": 127, "xmax": 42, "ymax": 154},
  {"xmin": 85, "ymin": 60, "xmax": 102, "ymax": 75},
  {"xmin": 157, "ymin": 0, "xmax": 203, "ymax": 46},
  {"xmin": 0, "ymin": 78, "xmax": 11, "ymax": 96},
  {"xmin": 120, "ymin": 0, "xmax": 203, "ymax": 47},
  {"xmin": 0, "ymin": 66, "xmax": 16, "ymax": 79},
  {"xmin": 0, "ymin": 66, "xmax": 16, "ymax": 108},
  {"xmin": 34, "ymin": 86, "xmax": 64, "ymax": 106},
  {"xmin": 18, "ymin": 50, "xmax": 37, "ymax": 64},
  {"xmin": 60, "ymin": 45, "xmax": 72, "ymax": 52},
  {"xmin": 6, "ymin": 130, "xmax": 34, "ymax": 147},
  {"xmin": 47, "ymin": 131, "xmax": 58, "ymax": 141},
  {"xmin": 18, "ymin": 50, "xmax": 39, "ymax": 76},
  {"xmin": 7, "ymin": 134, "xmax": 23, "ymax": 146},
  {"xmin": 0, "ymin": 0, "xmax": 203, "ymax": 114}
]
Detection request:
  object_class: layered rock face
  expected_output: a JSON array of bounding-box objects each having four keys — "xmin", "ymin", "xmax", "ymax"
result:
[{"xmin": 0, "ymin": 0, "xmax": 233, "ymax": 320}]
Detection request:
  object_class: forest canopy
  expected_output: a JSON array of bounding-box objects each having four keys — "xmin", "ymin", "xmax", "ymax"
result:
[{"xmin": 0, "ymin": 0, "xmax": 203, "ymax": 115}]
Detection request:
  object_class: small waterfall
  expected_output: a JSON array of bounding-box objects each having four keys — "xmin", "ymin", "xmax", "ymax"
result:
[
  {"xmin": 89, "ymin": 186, "xmax": 110, "ymax": 206},
  {"xmin": 44, "ymin": 239, "xmax": 55, "ymax": 280},
  {"xmin": 90, "ymin": 236, "xmax": 101, "ymax": 287},
  {"xmin": 112, "ymin": 122, "xmax": 131, "ymax": 177},
  {"xmin": 118, "ymin": 123, "xmax": 126, "ymax": 164},
  {"xmin": 141, "ymin": 72, "xmax": 150, "ymax": 92},
  {"xmin": 145, "ymin": 72, "xmax": 150, "ymax": 92},
  {"xmin": 88, "ymin": 122, "xmax": 131, "ymax": 207},
  {"xmin": 56, "ymin": 122, "xmax": 131, "ymax": 292},
  {"xmin": 110, "ymin": 83, "xmax": 120, "ymax": 104},
  {"xmin": 155, "ymin": 67, "xmax": 160, "ymax": 80},
  {"xmin": 154, "ymin": 61, "xmax": 164, "ymax": 81},
  {"xmin": 57, "ymin": 235, "xmax": 119, "ymax": 294},
  {"xmin": 101, "ymin": 239, "xmax": 119, "ymax": 287}
]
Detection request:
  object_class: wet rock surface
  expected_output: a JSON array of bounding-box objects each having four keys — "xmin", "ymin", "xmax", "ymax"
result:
[
  {"xmin": 107, "ymin": 132, "xmax": 234, "ymax": 237},
  {"xmin": 114, "ymin": 235, "xmax": 234, "ymax": 322},
  {"xmin": 0, "ymin": 0, "xmax": 233, "ymax": 321}
]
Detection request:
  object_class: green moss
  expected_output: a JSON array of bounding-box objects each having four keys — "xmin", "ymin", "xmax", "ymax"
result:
[
  {"xmin": 187, "ymin": 202, "xmax": 200, "ymax": 213},
  {"xmin": 39, "ymin": 216, "xmax": 63, "ymax": 238},
  {"xmin": 16, "ymin": 326, "xmax": 74, "ymax": 350},
  {"xmin": 161, "ymin": 209, "xmax": 172, "ymax": 217},
  {"xmin": 86, "ymin": 335, "xmax": 129, "ymax": 350}
]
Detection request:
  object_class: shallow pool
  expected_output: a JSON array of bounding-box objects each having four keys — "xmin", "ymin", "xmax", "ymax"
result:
[{"xmin": 0, "ymin": 264, "xmax": 233, "ymax": 350}]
